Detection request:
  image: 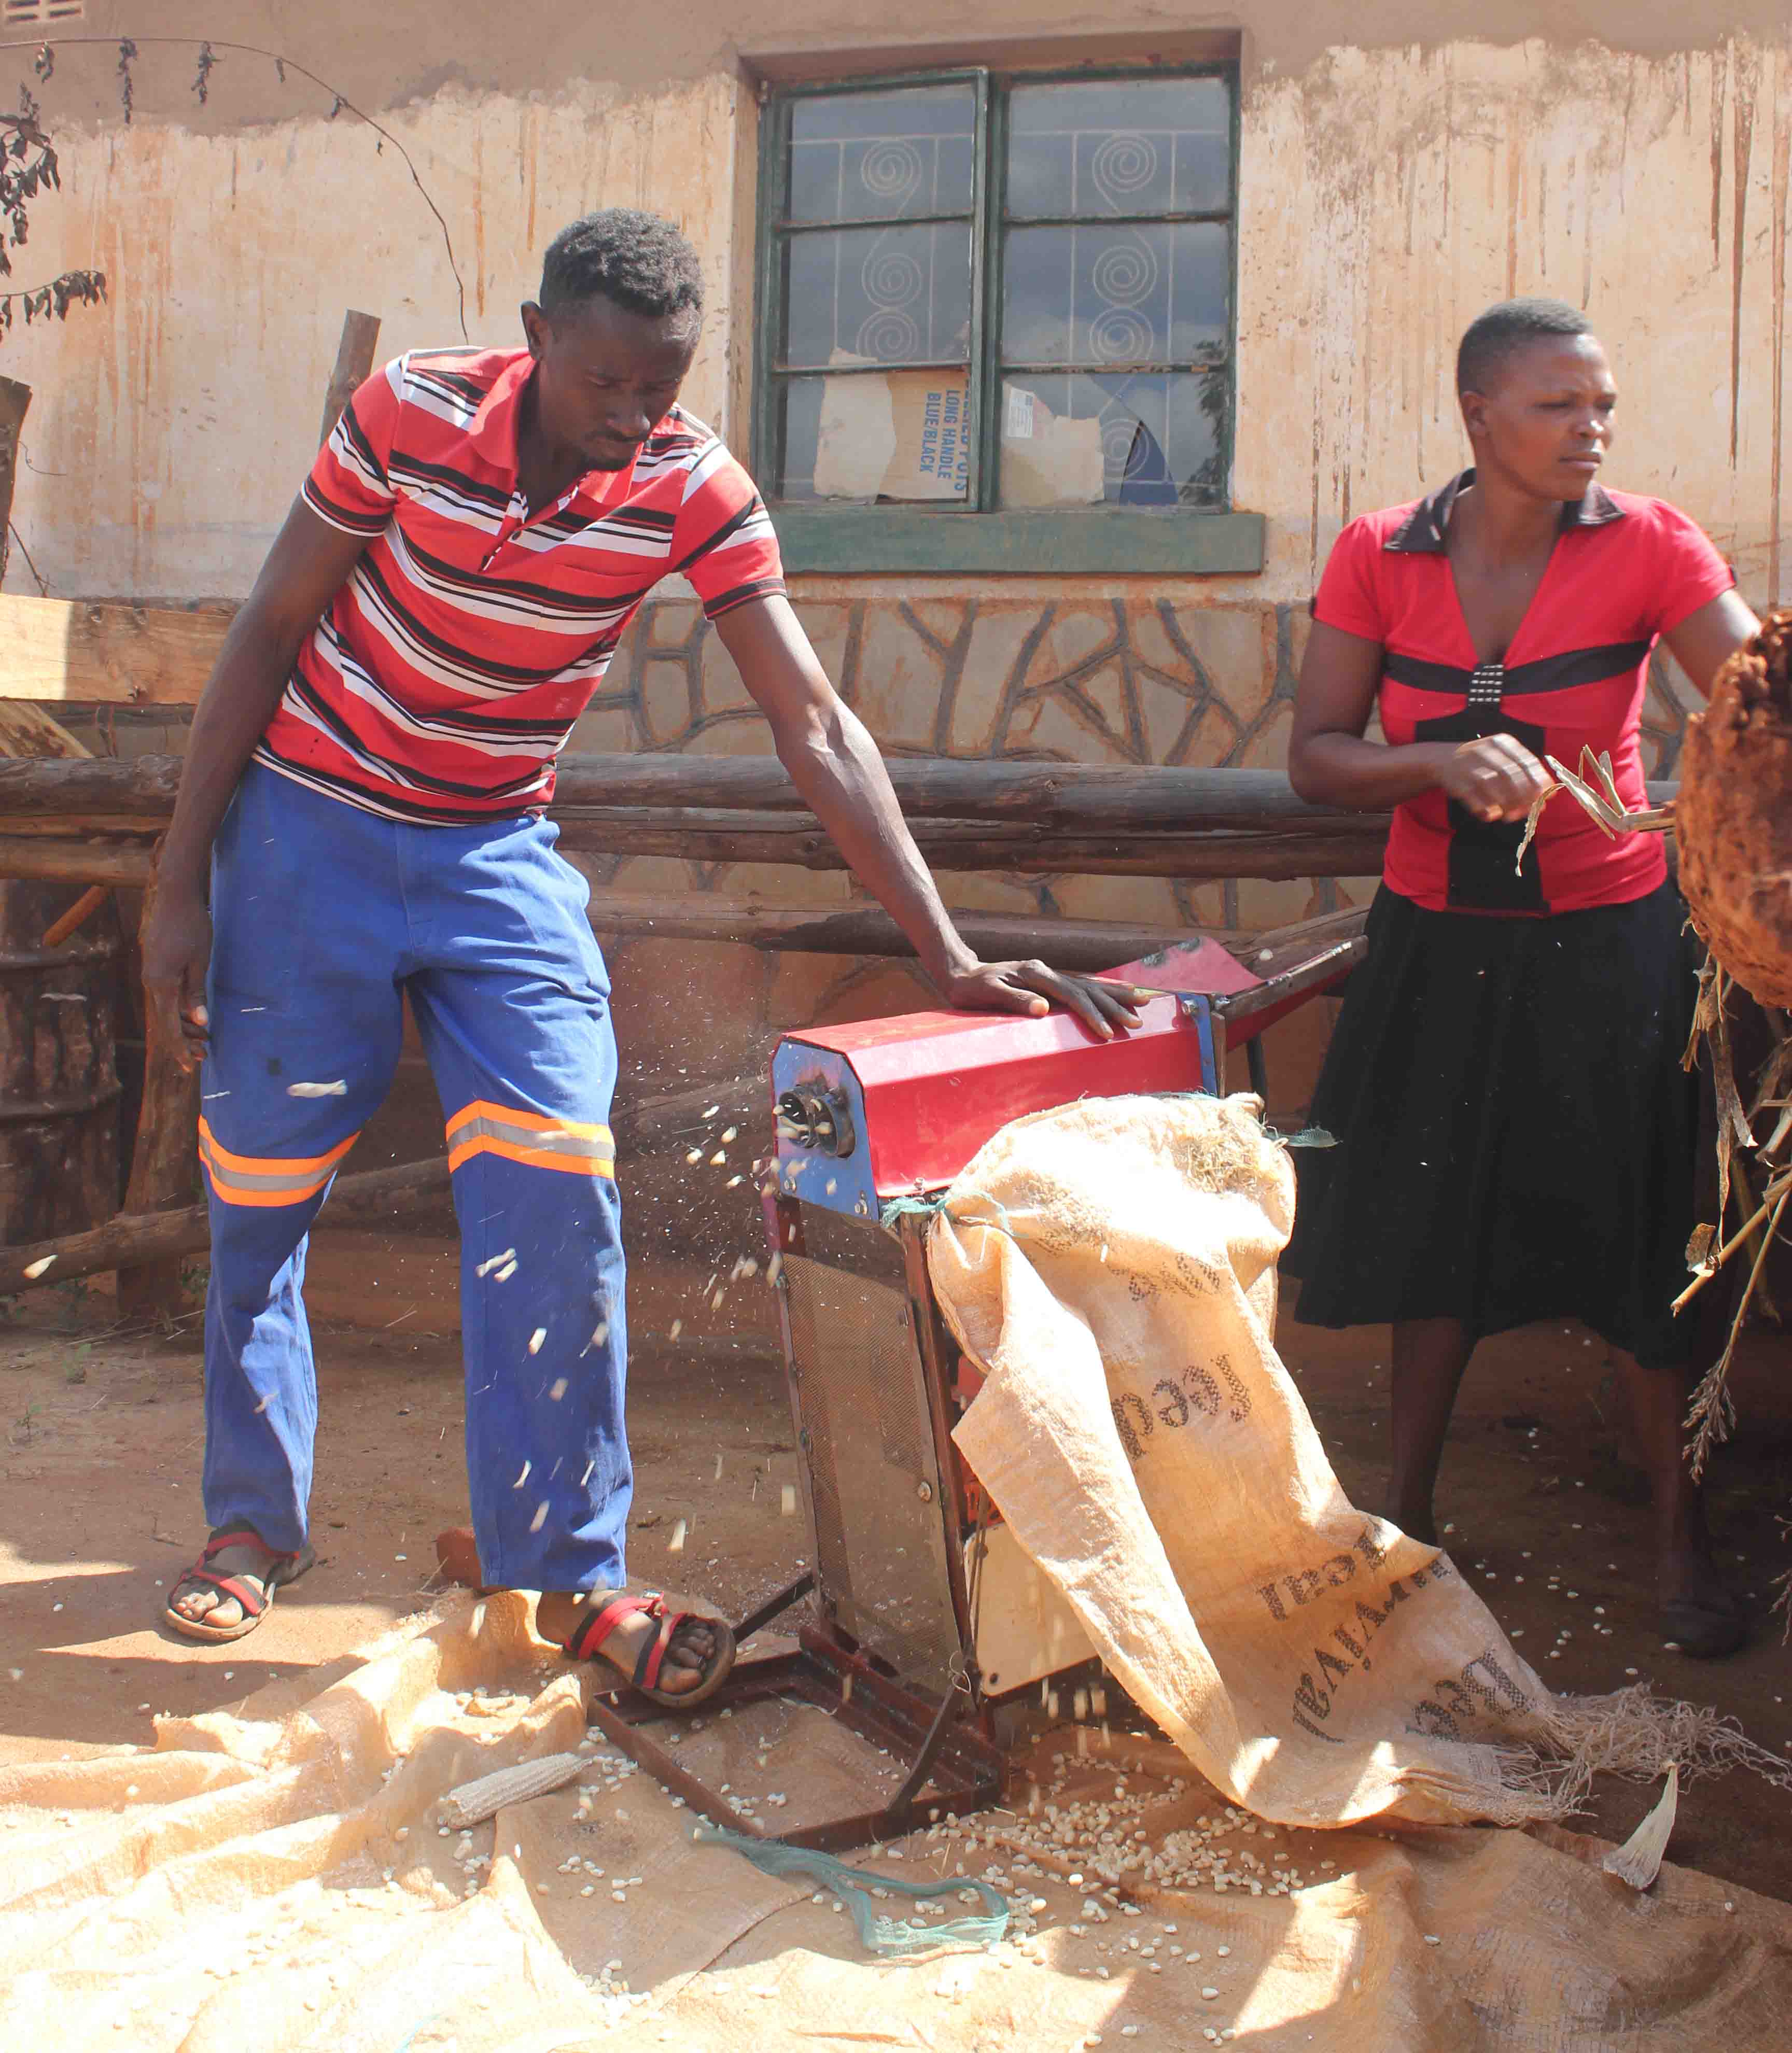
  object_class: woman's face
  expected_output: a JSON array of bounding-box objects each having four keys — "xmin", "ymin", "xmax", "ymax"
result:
[{"xmin": 1460, "ymin": 333, "xmax": 1616, "ymax": 501}]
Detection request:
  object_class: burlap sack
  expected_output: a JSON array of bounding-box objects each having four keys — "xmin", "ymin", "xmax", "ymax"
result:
[{"xmin": 927, "ymin": 1092, "xmax": 1758, "ymax": 1830}]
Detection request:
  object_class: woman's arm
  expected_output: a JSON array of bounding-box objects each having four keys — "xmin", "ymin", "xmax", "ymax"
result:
[
  {"xmin": 1287, "ymin": 620, "xmax": 1554, "ymax": 824},
  {"xmin": 1663, "ymin": 589, "xmax": 1760, "ymax": 696}
]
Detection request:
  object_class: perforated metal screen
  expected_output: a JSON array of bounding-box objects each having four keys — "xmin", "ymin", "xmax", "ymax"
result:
[{"xmin": 781, "ymin": 1205, "xmax": 962, "ymax": 1694}]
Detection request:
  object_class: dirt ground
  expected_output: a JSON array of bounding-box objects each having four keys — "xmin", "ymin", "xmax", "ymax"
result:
[{"xmin": 3, "ymin": 1260, "xmax": 1790, "ymax": 1913}]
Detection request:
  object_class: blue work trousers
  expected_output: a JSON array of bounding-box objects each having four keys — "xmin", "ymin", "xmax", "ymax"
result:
[{"xmin": 198, "ymin": 763, "xmax": 629, "ymax": 1591}]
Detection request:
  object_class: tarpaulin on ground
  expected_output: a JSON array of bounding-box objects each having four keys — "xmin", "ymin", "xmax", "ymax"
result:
[{"xmin": 2, "ymin": 1587, "xmax": 1791, "ymax": 2047}]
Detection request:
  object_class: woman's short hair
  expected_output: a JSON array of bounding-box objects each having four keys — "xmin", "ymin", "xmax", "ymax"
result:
[{"xmin": 1457, "ymin": 298, "xmax": 1593, "ymax": 395}]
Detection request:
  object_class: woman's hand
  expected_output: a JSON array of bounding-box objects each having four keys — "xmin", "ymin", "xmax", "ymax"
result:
[
  {"xmin": 1436, "ymin": 735, "xmax": 1555, "ymax": 823},
  {"xmin": 935, "ymin": 959, "xmax": 1146, "ymax": 1042}
]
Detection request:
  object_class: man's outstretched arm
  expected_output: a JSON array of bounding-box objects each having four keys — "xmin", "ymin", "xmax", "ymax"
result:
[
  {"xmin": 712, "ymin": 594, "xmax": 1142, "ymax": 1039},
  {"xmin": 141, "ymin": 499, "xmax": 372, "ymax": 1070}
]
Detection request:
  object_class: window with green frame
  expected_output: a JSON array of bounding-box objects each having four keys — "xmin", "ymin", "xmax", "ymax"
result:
[{"xmin": 752, "ymin": 64, "xmax": 1263, "ymax": 574}]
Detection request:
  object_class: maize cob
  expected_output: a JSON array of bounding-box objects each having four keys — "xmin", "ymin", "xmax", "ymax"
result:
[{"xmin": 440, "ymin": 1750, "xmax": 586, "ymax": 1828}]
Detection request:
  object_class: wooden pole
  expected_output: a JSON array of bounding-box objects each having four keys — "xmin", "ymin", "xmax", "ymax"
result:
[
  {"xmin": 0, "ymin": 751, "xmax": 1680, "ymax": 838},
  {"xmin": 0, "ymin": 1159, "xmax": 449, "ymax": 1296},
  {"xmin": 0, "ymin": 837, "xmax": 155, "ymax": 886},
  {"xmin": 583, "ymin": 892, "xmax": 1214, "ymax": 967},
  {"xmin": 115, "ymin": 854, "xmax": 202, "ymax": 1318},
  {"xmin": 318, "ymin": 311, "xmax": 382, "ymax": 449},
  {"xmin": 0, "ymin": 820, "xmax": 1389, "ymax": 884},
  {"xmin": 0, "ymin": 374, "xmax": 29, "ymax": 581},
  {"xmin": 42, "ymin": 884, "xmax": 111, "ymax": 949},
  {"xmin": 0, "ymin": 752, "xmax": 1371, "ymax": 832},
  {"xmin": 554, "ymin": 811, "xmax": 1393, "ymax": 879},
  {"xmin": 0, "ymin": 1069, "xmax": 767, "ymax": 1296}
]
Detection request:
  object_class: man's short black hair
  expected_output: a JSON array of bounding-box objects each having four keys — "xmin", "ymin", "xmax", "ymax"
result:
[
  {"xmin": 539, "ymin": 209, "xmax": 705, "ymax": 324},
  {"xmin": 1456, "ymin": 297, "xmax": 1593, "ymax": 395}
]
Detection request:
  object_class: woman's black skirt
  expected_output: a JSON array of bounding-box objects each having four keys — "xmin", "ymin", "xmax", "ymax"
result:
[{"xmin": 1283, "ymin": 880, "xmax": 1701, "ymax": 1368}]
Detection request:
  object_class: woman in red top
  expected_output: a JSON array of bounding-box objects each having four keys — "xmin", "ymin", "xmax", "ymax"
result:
[{"xmin": 1285, "ymin": 298, "xmax": 1758, "ymax": 1656}]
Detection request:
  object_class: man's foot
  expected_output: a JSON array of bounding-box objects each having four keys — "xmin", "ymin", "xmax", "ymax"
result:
[
  {"xmin": 163, "ymin": 1526, "xmax": 315, "ymax": 1642},
  {"xmin": 537, "ymin": 1590, "xmax": 730, "ymax": 1700}
]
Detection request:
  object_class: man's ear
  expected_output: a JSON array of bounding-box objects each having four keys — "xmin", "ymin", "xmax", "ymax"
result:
[
  {"xmin": 1459, "ymin": 388, "xmax": 1490, "ymax": 442},
  {"xmin": 521, "ymin": 302, "xmax": 548, "ymax": 360}
]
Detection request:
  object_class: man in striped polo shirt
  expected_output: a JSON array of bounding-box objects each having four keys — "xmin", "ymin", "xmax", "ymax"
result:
[{"xmin": 142, "ymin": 210, "xmax": 1137, "ymax": 1695}]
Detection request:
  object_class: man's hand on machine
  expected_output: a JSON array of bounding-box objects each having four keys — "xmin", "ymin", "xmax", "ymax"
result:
[
  {"xmin": 934, "ymin": 957, "xmax": 1145, "ymax": 1041},
  {"xmin": 141, "ymin": 884, "xmax": 215, "ymax": 1072}
]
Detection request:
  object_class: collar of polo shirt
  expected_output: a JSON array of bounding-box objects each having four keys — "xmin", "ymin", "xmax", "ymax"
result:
[{"xmin": 1385, "ymin": 466, "xmax": 1626, "ymax": 554}]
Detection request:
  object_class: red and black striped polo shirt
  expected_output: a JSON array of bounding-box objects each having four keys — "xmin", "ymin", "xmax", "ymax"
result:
[
  {"xmin": 1314, "ymin": 471, "xmax": 1733, "ymax": 913},
  {"xmin": 255, "ymin": 347, "xmax": 786, "ymax": 824}
]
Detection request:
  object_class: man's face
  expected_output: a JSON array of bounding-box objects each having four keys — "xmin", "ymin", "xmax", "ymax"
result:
[{"xmin": 522, "ymin": 295, "xmax": 700, "ymax": 471}]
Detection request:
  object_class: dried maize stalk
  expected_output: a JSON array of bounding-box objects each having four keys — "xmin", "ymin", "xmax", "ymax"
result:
[
  {"xmin": 440, "ymin": 1749, "xmax": 586, "ymax": 1827},
  {"xmin": 1514, "ymin": 745, "xmax": 1674, "ymax": 877}
]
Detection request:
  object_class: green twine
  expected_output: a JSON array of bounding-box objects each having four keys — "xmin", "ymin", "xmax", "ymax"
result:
[
  {"xmin": 692, "ymin": 1824, "xmax": 1010, "ymax": 1956},
  {"xmin": 1156, "ymin": 1092, "xmax": 1338, "ymax": 1147},
  {"xmin": 880, "ymin": 1190, "xmax": 1020, "ymax": 1241}
]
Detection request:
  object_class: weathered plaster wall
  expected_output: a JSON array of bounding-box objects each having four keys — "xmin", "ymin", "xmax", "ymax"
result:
[
  {"xmin": 2, "ymin": 32, "xmax": 1784, "ymax": 614},
  {"xmin": 0, "ymin": 73, "xmax": 748, "ymax": 595}
]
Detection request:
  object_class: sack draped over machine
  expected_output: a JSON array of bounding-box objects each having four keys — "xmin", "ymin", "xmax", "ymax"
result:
[{"xmin": 929, "ymin": 1092, "xmax": 1724, "ymax": 1829}]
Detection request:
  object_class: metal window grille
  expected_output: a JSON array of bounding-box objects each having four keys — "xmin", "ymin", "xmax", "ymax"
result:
[
  {"xmin": 2, "ymin": 1, "xmax": 85, "ymax": 25},
  {"xmin": 755, "ymin": 63, "xmax": 1239, "ymax": 517}
]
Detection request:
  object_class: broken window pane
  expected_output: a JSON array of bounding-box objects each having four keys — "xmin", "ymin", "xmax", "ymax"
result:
[
  {"xmin": 788, "ymin": 85, "xmax": 977, "ymax": 224},
  {"xmin": 772, "ymin": 371, "xmax": 973, "ymax": 504},
  {"xmin": 1005, "ymin": 77, "xmax": 1231, "ymax": 220},
  {"xmin": 1001, "ymin": 222, "xmax": 1229, "ymax": 369},
  {"xmin": 781, "ymin": 223, "xmax": 974, "ymax": 371},
  {"xmin": 998, "ymin": 372, "xmax": 1225, "ymax": 509},
  {"xmin": 762, "ymin": 68, "xmax": 1237, "ymax": 515}
]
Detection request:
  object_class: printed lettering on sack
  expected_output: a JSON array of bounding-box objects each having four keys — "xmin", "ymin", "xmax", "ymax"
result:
[{"xmin": 1109, "ymin": 1352, "xmax": 1254, "ymax": 1459}]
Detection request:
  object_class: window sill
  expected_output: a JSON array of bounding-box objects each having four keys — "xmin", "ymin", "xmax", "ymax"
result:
[{"xmin": 771, "ymin": 506, "xmax": 1265, "ymax": 576}]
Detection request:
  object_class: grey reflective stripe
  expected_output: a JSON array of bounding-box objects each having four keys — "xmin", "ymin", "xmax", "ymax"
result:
[
  {"xmin": 448, "ymin": 1113, "xmax": 612, "ymax": 1160},
  {"xmin": 200, "ymin": 1144, "xmax": 339, "ymax": 1195}
]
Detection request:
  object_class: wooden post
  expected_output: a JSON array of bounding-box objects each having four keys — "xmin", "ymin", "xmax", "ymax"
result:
[
  {"xmin": 0, "ymin": 374, "xmax": 29, "ymax": 582},
  {"xmin": 115, "ymin": 852, "xmax": 202, "ymax": 1318},
  {"xmin": 318, "ymin": 311, "xmax": 382, "ymax": 449}
]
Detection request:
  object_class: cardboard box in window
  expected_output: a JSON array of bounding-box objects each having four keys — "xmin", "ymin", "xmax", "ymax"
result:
[
  {"xmin": 999, "ymin": 385, "xmax": 1104, "ymax": 508},
  {"xmin": 814, "ymin": 363, "xmax": 972, "ymax": 502}
]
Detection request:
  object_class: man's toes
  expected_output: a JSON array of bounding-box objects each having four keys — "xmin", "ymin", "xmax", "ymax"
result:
[{"xmin": 173, "ymin": 1584, "xmax": 242, "ymax": 1627}]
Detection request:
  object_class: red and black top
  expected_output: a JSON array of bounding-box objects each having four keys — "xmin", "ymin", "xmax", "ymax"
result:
[{"xmin": 1313, "ymin": 471, "xmax": 1734, "ymax": 915}]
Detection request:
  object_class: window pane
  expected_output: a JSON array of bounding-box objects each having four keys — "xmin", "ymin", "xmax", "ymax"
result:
[
  {"xmin": 998, "ymin": 372, "xmax": 1225, "ymax": 509},
  {"xmin": 771, "ymin": 371, "xmax": 973, "ymax": 504},
  {"xmin": 788, "ymin": 85, "xmax": 977, "ymax": 223},
  {"xmin": 782, "ymin": 224, "xmax": 973, "ymax": 370},
  {"xmin": 1001, "ymin": 223, "xmax": 1228, "ymax": 367},
  {"xmin": 1006, "ymin": 77, "xmax": 1231, "ymax": 220}
]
